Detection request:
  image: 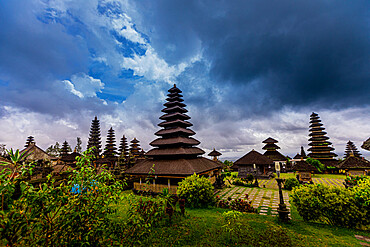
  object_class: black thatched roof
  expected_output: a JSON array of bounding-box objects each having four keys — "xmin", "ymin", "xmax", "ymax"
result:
[
  {"xmin": 293, "ymin": 160, "xmax": 319, "ymax": 172},
  {"xmin": 126, "ymin": 84, "xmax": 221, "ymax": 176},
  {"xmin": 208, "ymin": 149, "xmax": 222, "ymax": 157},
  {"xmin": 20, "ymin": 143, "xmax": 56, "ymax": 161},
  {"xmin": 125, "ymin": 157, "xmax": 221, "ymax": 177},
  {"xmin": 60, "ymin": 152, "xmax": 81, "ymax": 163},
  {"xmin": 262, "ymin": 137, "xmax": 278, "ymax": 144},
  {"xmin": 263, "ymin": 150, "xmax": 287, "ymax": 161},
  {"xmin": 234, "ymin": 150, "xmax": 273, "ymax": 165},
  {"xmin": 338, "ymin": 156, "xmax": 370, "ymax": 169}
]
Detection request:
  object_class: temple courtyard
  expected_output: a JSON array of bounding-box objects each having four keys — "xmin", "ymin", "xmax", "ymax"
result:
[{"xmin": 215, "ymin": 174, "xmax": 345, "ymax": 217}]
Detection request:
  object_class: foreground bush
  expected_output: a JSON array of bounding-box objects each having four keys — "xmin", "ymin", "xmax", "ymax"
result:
[
  {"xmin": 177, "ymin": 174, "xmax": 214, "ymax": 208},
  {"xmin": 0, "ymin": 149, "xmax": 126, "ymax": 246},
  {"xmin": 290, "ymin": 183, "xmax": 368, "ymax": 228},
  {"xmin": 284, "ymin": 178, "xmax": 299, "ymax": 190}
]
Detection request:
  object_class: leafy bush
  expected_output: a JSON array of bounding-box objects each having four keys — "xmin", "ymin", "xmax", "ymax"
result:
[
  {"xmin": 232, "ymin": 177, "xmax": 246, "ymax": 186},
  {"xmin": 290, "ymin": 184, "xmax": 366, "ymax": 228},
  {"xmin": 0, "ymin": 148, "xmax": 126, "ymax": 246},
  {"xmin": 177, "ymin": 174, "xmax": 214, "ymax": 208},
  {"xmin": 284, "ymin": 178, "xmax": 299, "ymax": 190},
  {"xmin": 352, "ymin": 177, "xmax": 370, "ymax": 225},
  {"xmin": 344, "ymin": 175, "xmax": 366, "ymax": 186}
]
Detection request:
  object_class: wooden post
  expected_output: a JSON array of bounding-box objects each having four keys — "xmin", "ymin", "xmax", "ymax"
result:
[
  {"xmin": 140, "ymin": 178, "xmax": 142, "ymax": 185},
  {"xmin": 168, "ymin": 179, "xmax": 170, "ymax": 189}
]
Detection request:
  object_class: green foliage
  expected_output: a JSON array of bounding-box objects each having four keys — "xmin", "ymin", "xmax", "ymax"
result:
[
  {"xmin": 216, "ymin": 197, "xmax": 256, "ymax": 213},
  {"xmin": 45, "ymin": 142, "xmax": 61, "ymax": 157},
  {"xmin": 222, "ymin": 210, "xmax": 242, "ymax": 234},
  {"xmin": 345, "ymin": 175, "xmax": 366, "ymax": 186},
  {"xmin": 177, "ymin": 174, "xmax": 214, "ymax": 208},
  {"xmin": 352, "ymin": 177, "xmax": 370, "ymax": 225},
  {"xmin": 223, "ymin": 160, "xmax": 233, "ymax": 171},
  {"xmin": 306, "ymin": 157, "xmax": 325, "ymax": 172},
  {"xmin": 291, "ymin": 183, "xmax": 368, "ymax": 228},
  {"xmin": 284, "ymin": 178, "xmax": 300, "ymax": 190},
  {"xmin": 0, "ymin": 148, "xmax": 126, "ymax": 246}
]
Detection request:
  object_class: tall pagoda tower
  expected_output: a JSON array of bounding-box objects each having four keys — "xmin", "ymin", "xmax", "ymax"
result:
[
  {"xmin": 307, "ymin": 112, "xmax": 337, "ymax": 164},
  {"xmin": 87, "ymin": 116, "xmax": 102, "ymax": 156},
  {"xmin": 25, "ymin": 136, "xmax": 35, "ymax": 147},
  {"xmin": 118, "ymin": 135, "xmax": 129, "ymax": 159},
  {"xmin": 130, "ymin": 138, "xmax": 141, "ymax": 157},
  {"xmin": 262, "ymin": 137, "xmax": 287, "ymax": 162},
  {"xmin": 103, "ymin": 127, "xmax": 117, "ymax": 158},
  {"xmin": 60, "ymin": 140, "xmax": 71, "ymax": 156},
  {"xmin": 126, "ymin": 84, "xmax": 222, "ymax": 193},
  {"xmin": 344, "ymin": 140, "xmax": 362, "ymax": 158}
]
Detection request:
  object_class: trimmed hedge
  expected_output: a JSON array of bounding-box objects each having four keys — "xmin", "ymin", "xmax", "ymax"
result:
[{"xmin": 177, "ymin": 174, "xmax": 214, "ymax": 208}]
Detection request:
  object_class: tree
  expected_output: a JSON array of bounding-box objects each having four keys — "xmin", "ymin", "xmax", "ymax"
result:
[
  {"xmin": 75, "ymin": 137, "xmax": 82, "ymax": 153},
  {"xmin": 306, "ymin": 157, "xmax": 325, "ymax": 173},
  {"xmin": 46, "ymin": 142, "xmax": 61, "ymax": 157}
]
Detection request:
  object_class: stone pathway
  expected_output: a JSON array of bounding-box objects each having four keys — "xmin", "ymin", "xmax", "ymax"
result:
[
  {"xmin": 355, "ymin": 235, "xmax": 370, "ymax": 246},
  {"xmin": 216, "ymin": 186, "xmax": 291, "ymax": 217}
]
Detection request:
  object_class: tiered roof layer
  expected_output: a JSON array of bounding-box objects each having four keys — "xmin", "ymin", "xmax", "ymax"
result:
[
  {"xmin": 126, "ymin": 84, "xmax": 221, "ymax": 176},
  {"xmin": 262, "ymin": 137, "xmax": 286, "ymax": 161},
  {"xmin": 344, "ymin": 140, "xmax": 362, "ymax": 158},
  {"xmin": 307, "ymin": 112, "xmax": 337, "ymax": 160}
]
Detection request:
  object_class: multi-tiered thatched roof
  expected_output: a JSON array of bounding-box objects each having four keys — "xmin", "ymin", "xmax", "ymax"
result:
[
  {"xmin": 126, "ymin": 84, "xmax": 221, "ymax": 177},
  {"xmin": 307, "ymin": 112, "xmax": 337, "ymax": 166}
]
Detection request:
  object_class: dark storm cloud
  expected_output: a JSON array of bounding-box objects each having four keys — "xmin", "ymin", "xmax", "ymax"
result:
[
  {"xmin": 0, "ymin": 1, "xmax": 115, "ymax": 117},
  {"xmin": 133, "ymin": 0, "xmax": 370, "ymax": 114}
]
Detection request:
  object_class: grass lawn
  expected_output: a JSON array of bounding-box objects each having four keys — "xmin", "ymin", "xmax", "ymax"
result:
[
  {"xmin": 278, "ymin": 173, "xmax": 346, "ymax": 180},
  {"xmin": 115, "ymin": 191, "xmax": 370, "ymax": 246}
]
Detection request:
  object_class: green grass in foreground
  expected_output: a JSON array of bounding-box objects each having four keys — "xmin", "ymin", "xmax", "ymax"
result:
[{"xmin": 116, "ymin": 192, "xmax": 369, "ymax": 247}]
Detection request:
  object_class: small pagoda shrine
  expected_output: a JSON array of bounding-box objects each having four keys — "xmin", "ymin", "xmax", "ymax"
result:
[
  {"xmin": 208, "ymin": 148, "xmax": 222, "ymax": 161},
  {"xmin": 130, "ymin": 138, "xmax": 141, "ymax": 157},
  {"xmin": 307, "ymin": 112, "xmax": 338, "ymax": 167},
  {"xmin": 344, "ymin": 140, "xmax": 362, "ymax": 159},
  {"xmin": 293, "ymin": 146, "xmax": 307, "ymax": 160},
  {"xmin": 118, "ymin": 135, "xmax": 129, "ymax": 160},
  {"xmin": 25, "ymin": 136, "xmax": 35, "ymax": 147},
  {"xmin": 100, "ymin": 127, "xmax": 118, "ymax": 168},
  {"xmin": 125, "ymin": 84, "xmax": 222, "ymax": 193},
  {"xmin": 262, "ymin": 137, "xmax": 287, "ymax": 170},
  {"xmin": 87, "ymin": 116, "xmax": 102, "ymax": 157},
  {"xmin": 293, "ymin": 160, "xmax": 318, "ymax": 184}
]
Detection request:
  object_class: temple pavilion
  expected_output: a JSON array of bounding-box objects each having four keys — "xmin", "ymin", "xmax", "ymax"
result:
[
  {"xmin": 307, "ymin": 112, "xmax": 338, "ymax": 168},
  {"xmin": 234, "ymin": 150, "xmax": 274, "ymax": 179},
  {"xmin": 125, "ymin": 84, "xmax": 222, "ymax": 193}
]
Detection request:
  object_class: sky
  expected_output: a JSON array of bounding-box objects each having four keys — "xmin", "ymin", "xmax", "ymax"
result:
[{"xmin": 0, "ymin": 0, "xmax": 369, "ymax": 161}]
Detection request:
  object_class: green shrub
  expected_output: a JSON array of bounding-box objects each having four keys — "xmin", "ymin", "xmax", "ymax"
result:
[
  {"xmin": 177, "ymin": 174, "xmax": 214, "ymax": 208},
  {"xmin": 290, "ymin": 184, "xmax": 366, "ymax": 228},
  {"xmin": 0, "ymin": 148, "xmax": 126, "ymax": 246},
  {"xmin": 284, "ymin": 178, "xmax": 299, "ymax": 190},
  {"xmin": 232, "ymin": 177, "xmax": 246, "ymax": 186},
  {"xmin": 352, "ymin": 177, "xmax": 370, "ymax": 225}
]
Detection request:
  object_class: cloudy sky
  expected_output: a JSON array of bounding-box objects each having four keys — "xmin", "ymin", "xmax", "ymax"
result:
[{"xmin": 0, "ymin": 0, "xmax": 369, "ymax": 160}]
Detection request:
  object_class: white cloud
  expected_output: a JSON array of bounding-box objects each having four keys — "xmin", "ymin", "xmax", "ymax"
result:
[{"xmin": 62, "ymin": 73, "xmax": 104, "ymax": 98}]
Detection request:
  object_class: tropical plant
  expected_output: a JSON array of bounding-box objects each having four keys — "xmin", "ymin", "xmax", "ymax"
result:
[
  {"xmin": 0, "ymin": 148, "xmax": 126, "ymax": 246},
  {"xmin": 177, "ymin": 174, "xmax": 214, "ymax": 208}
]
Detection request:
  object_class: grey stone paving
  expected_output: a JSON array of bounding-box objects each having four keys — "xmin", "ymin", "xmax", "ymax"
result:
[{"xmin": 216, "ymin": 186, "xmax": 292, "ymax": 217}]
